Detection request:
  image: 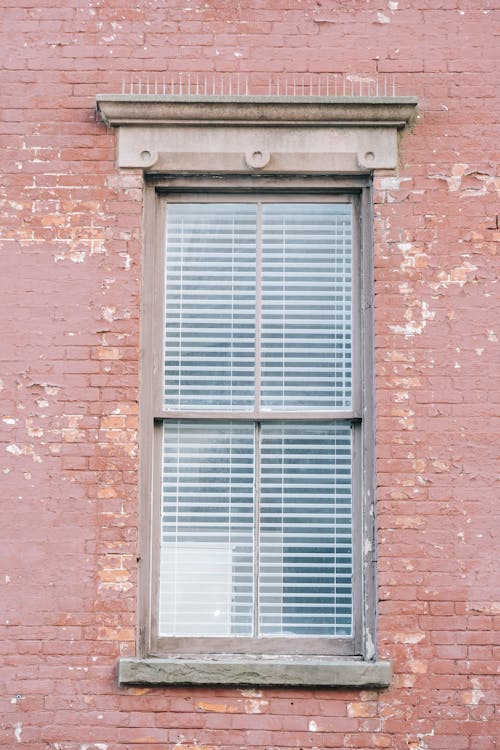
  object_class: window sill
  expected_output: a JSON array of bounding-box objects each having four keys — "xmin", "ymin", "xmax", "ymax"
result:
[{"xmin": 118, "ymin": 657, "xmax": 392, "ymax": 688}]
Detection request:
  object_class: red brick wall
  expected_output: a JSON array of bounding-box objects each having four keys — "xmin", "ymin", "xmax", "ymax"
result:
[{"xmin": 1, "ymin": 1, "xmax": 499, "ymax": 748}]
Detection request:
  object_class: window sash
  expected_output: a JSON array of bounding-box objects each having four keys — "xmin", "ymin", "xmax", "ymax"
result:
[
  {"xmin": 153, "ymin": 194, "xmax": 361, "ymax": 421},
  {"xmin": 159, "ymin": 419, "xmax": 354, "ymax": 640},
  {"xmin": 152, "ymin": 419, "xmax": 362, "ymax": 656}
]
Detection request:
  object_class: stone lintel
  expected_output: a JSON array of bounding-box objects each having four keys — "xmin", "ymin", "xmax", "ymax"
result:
[{"xmin": 96, "ymin": 94, "xmax": 417, "ymax": 172}]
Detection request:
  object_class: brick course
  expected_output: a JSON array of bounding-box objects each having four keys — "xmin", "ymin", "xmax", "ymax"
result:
[{"xmin": 1, "ymin": 0, "xmax": 499, "ymax": 748}]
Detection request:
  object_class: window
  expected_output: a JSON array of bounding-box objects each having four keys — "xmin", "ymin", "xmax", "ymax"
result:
[
  {"xmin": 96, "ymin": 92, "xmax": 417, "ymax": 685},
  {"xmin": 157, "ymin": 197, "xmax": 358, "ymax": 649}
]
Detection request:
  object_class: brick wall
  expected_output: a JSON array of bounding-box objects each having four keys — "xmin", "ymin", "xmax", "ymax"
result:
[{"xmin": 1, "ymin": 1, "xmax": 498, "ymax": 748}]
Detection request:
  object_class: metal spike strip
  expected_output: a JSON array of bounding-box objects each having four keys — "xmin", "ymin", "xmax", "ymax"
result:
[{"xmin": 121, "ymin": 73, "xmax": 398, "ymax": 98}]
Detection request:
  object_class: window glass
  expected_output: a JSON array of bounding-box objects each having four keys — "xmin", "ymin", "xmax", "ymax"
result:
[
  {"xmin": 160, "ymin": 421, "xmax": 255, "ymax": 636},
  {"xmin": 259, "ymin": 421, "xmax": 353, "ymax": 637},
  {"xmin": 160, "ymin": 200, "xmax": 355, "ymax": 641},
  {"xmin": 164, "ymin": 203, "xmax": 257, "ymax": 410},
  {"xmin": 261, "ymin": 204, "xmax": 352, "ymax": 410}
]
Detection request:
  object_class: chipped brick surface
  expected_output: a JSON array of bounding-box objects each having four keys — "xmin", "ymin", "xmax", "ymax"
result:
[{"xmin": 1, "ymin": 1, "xmax": 499, "ymax": 748}]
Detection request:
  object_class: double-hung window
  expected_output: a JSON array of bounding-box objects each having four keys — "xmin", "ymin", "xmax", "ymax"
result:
[{"xmin": 144, "ymin": 184, "xmax": 369, "ymax": 667}]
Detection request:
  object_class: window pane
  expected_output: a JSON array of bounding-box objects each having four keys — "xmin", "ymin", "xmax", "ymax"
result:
[
  {"xmin": 164, "ymin": 203, "xmax": 257, "ymax": 410},
  {"xmin": 261, "ymin": 204, "xmax": 352, "ymax": 410},
  {"xmin": 159, "ymin": 421, "xmax": 255, "ymax": 636},
  {"xmin": 259, "ymin": 422, "xmax": 353, "ymax": 637}
]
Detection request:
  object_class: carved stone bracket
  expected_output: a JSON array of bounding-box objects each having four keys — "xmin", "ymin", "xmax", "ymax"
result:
[{"xmin": 96, "ymin": 95, "xmax": 418, "ymax": 174}]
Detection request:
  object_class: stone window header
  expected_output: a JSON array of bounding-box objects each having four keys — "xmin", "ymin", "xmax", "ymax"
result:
[{"xmin": 96, "ymin": 94, "xmax": 418, "ymax": 173}]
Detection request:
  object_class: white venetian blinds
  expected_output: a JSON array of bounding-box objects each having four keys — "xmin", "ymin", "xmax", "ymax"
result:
[
  {"xmin": 160, "ymin": 200, "xmax": 354, "ymax": 639},
  {"xmin": 164, "ymin": 203, "xmax": 257, "ymax": 410},
  {"xmin": 160, "ymin": 421, "xmax": 255, "ymax": 637},
  {"xmin": 164, "ymin": 202, "xmax": 352, "ymax": 412},
  {"xmin": 160, "ymin": 421, "xmax": 352, "ymax": 637},
  {"xmin": 259, "ymin": 422, "xmax": 353, "ymax": 637},
  {"xmin": 261, "ymin": 203, "xmax": 352, "ymax": 410}
]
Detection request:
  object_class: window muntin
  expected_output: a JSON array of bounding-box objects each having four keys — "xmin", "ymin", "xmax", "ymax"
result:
[{"xmin": 153, "ymin": 193, "xmax": 362, "ymax": 656}]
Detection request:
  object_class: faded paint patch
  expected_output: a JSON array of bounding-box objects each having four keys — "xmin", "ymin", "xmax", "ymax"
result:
[
  {"xmin": 6, "ymin": 444, "xmax": 23, "ymax": 456},
  {"xmin": 14, "ymin": 723, "xmax": 22, "ymax": 743},
  {"xmin": 101, "ymin": 306, "xmax": 116, "ymax": 322},
  {"xmin": 433, "ymin": 260, "xmax": 478, "ymax": 288},
  {"xmin": 430, "ymin": 165, "xmax": 498, "ymax": 197},
  {"xmin": 245, "ymin": 697, "xmax": 268, "ymax": 713},
  {"xmin": 393, "ymin": 632, "xmax": 426, "ymax": 644},
  {"xmin": 379, "ymin": 178, "xmax": 411, "ymax": 192},
  {"xmin": 406, "ymin": 729, "xmax": 435, "ymax": 750},
  {"xmin": 240, "ymin": 689, "xmax": 262, "ymax": 698},
  {"xmin": 61, "ymin": 415, "xmax": 85, "ymax": 443},
  {"xmin": 196, "ymin": 700, "xmax": 240, "ymax": 713},
  {"xmin": 389, "ymin": 300, "xmax": 435, "ymax": 337},
  {"xmin": 462, "ymin": 677, "xmax": 484, "ymax": 705}
]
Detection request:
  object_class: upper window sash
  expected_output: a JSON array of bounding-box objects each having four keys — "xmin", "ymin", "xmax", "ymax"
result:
[{"xmin": 153, "ymin": 194, "xmax": 361, "ymax": 421}]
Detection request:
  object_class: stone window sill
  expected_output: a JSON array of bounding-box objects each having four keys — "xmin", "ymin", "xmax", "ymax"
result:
[{"xmin": 118, "ymin": 657, "xmax": 392, "ymax": 688}]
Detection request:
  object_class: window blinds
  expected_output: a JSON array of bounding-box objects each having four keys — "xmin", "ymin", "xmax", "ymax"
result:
[
  {"xmin": 261, "ymin": 204, "xmax": 352, "ymax": 410},
  {"xmin": 160, "ymin": 420, "xmax": 353, "ymax": 637},
  {"xmin": 259, "ymin": 422, "xmax": 353, "ymax": 637},
  {"xmin": 160, "ymin": 421, "xmax": 255, "ymax": 637},
  {"xmin": 164, "ymin": 202, "xmax": 352, "ymax": 412},
  {"xmin": 164, "ymin": 203, "xmax": 257, "ymax": 410},
  {"xmin": 160, "ymin": 201, "xmax": 354, "ymax": 639}
]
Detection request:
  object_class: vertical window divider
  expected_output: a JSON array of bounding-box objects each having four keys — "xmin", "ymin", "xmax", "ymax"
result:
[
  {"xmin": 173, "ymin": 421, "xmax": 180, "ymax": 633},
  {"xmin": 253, "ymin": 204, "xmax": 263, "ymax": 638},
  {"xmin": 255, "ymin": 202, "xmax": 263, "ymax": 413},
  {"xmin": 253, "ymin": 421, "xmax": 261, "ymax": 638},
  {"xmin": 177, "ymin": 215, "xmax": 184, "ymax": 410}
]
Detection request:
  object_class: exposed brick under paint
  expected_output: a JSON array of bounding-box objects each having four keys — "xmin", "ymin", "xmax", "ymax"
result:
[{"xmin": 1, "ymin": 1, "xmax": 499, "ymax": 748}]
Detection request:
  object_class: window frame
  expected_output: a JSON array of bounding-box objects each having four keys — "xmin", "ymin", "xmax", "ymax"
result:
[{"xmin": 138, "ymin": 174, "xmax": 376, "ymax": 663}]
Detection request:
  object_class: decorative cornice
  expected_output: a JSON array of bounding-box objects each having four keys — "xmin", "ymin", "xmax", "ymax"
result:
[{"xmin": 97, "ymin": 94, "xmax": 418, "ymax": 129}]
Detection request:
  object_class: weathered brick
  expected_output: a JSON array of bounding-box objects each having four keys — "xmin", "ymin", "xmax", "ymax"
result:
[{"xmin": 1, "ymin": 1, "xmax": 499, "ymax": 748}]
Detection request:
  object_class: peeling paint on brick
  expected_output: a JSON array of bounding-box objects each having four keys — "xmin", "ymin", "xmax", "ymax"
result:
[{"xmin": 1, "ymin": 2, "xmax": 499, "ymax": 749}]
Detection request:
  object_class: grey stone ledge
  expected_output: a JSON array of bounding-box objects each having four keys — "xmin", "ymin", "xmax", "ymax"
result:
[
  {"xmin": 118, "ymin": 657, "xmax": 392, "ymax": 688},
  {"xmin": 96, "ymin": 94, "xmax": 417, "ymax": 129}
]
